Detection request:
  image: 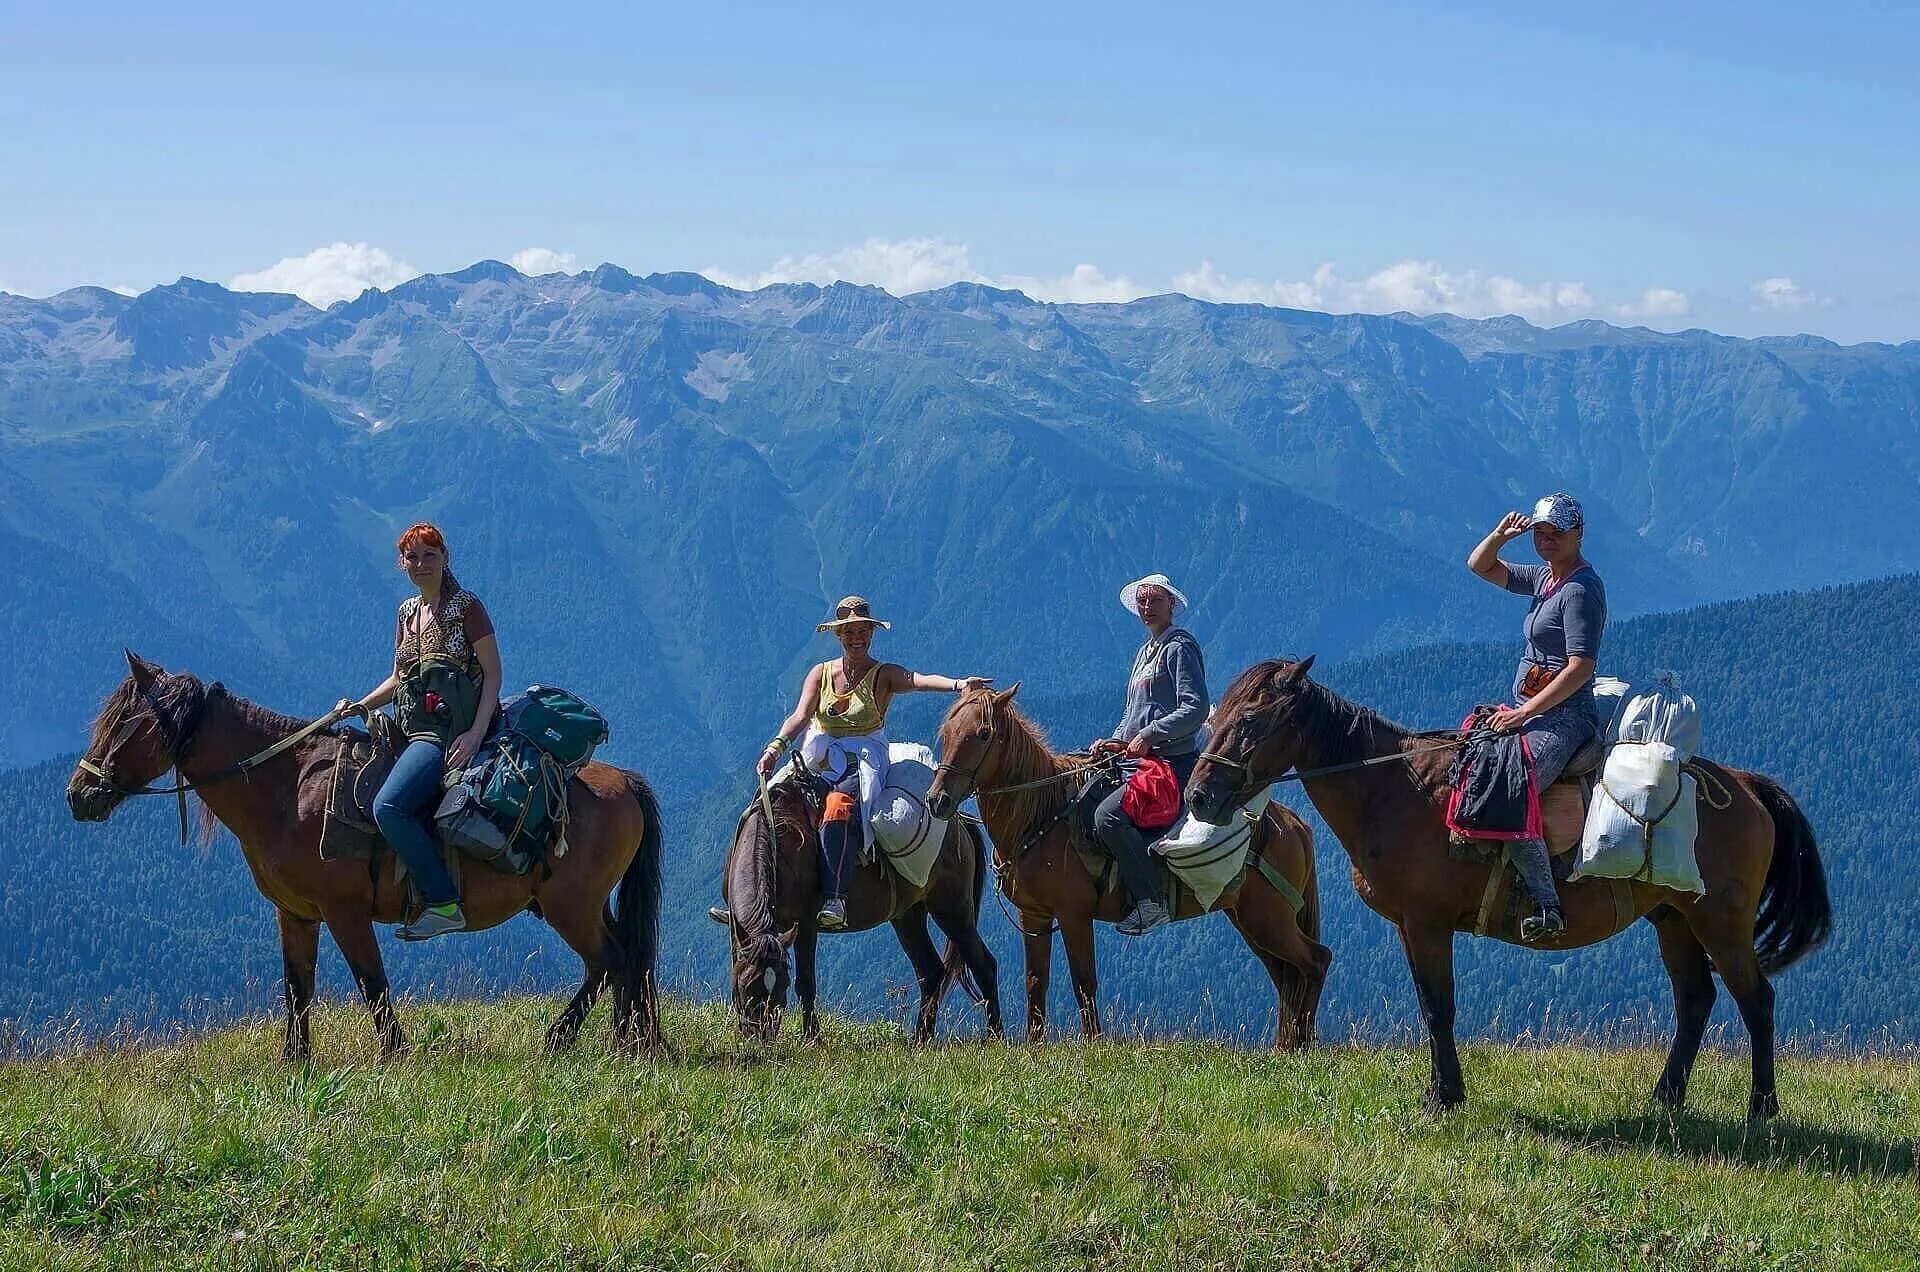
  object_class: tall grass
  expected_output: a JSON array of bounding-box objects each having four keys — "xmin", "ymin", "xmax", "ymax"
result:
[{"xmin": 0, "ymin": 996, "xmax": 1914, "ymax": 1269}]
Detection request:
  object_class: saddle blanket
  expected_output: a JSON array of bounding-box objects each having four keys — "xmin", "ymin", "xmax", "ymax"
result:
[{"xmin": 1152, "ymin": 787, "xmax": 1273, "ymax": 911}]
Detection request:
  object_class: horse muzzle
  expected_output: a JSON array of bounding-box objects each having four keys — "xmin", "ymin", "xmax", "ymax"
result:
[
  {"xmin": 65, "ymin": 780, "xmax": 120, "ymax": 822},
  {"xmin": 1184, "ymin": 778, "xmax": 1233, "ymax": 826}
]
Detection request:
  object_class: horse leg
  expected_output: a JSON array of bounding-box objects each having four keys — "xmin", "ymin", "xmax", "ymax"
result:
[
  {"xmin": 1694, "ymin": 924, "xmax": 1779, "ymax": 1122},
  {"xmin": 276, "ymin": 908, "xmax": 320, "ymax": 1064},
  {"xmin": 891, "ymin": 905, "xmax": 948, "ymax": 1045},
  {"xmin": 321, "ymin": 905, "xmax": 406, "ymax": 1057},
  {"xmin": 539, "ymin": 894, "xmax": 624, "ymax": 1052},
  {"xmin": 1021, "ymin": 923, "xmax": 1052, "ymax": 1043},
  {"xmin": 926, "ymin": 899, "xmax": 1005, "ymax": 1039},
  {"xmin": 1058, "ymin": 916, "xmax": 1102, "ymax": 1040},
  {"xmin": 1398, "ymin": 919, "xmax": 1465, "ymax": 1113},
  {"xmin": 1227, "ymin": 897, "xmax": 1332, "ymax": 1052},
  {"xmin": 794, "ymin": 923, "xmax": 821, "ymax": 1044},
  {"xmin": 1649, "ymin": 907, "xmax": 1717, "ymax": 1110}
]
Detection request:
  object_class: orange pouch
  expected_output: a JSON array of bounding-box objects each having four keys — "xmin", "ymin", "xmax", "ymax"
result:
[{"xmin": 823, "ymin": 791, "xmax": 857, "ymax": 822}]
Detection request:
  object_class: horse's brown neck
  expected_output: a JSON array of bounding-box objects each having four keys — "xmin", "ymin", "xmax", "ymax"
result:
[
  {"xmin": 973, "ymin": 716, "xmax": 1077, "ymax": 858},
  {"xmin": 175, "ymin": 690, "xmax": 307, "ymax": 850},
  {"xmin": 729, "ymin": 803, "xmax": 811, "ymax": 937},
  {"xmin": 1289, "ymin": 685, "xmax": 1441, "ymax": 874}
]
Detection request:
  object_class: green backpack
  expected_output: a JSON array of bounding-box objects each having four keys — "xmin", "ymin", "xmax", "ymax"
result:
[{"xmin": 435, "ymin": 686, "xmax": 609, "ymax": 870}]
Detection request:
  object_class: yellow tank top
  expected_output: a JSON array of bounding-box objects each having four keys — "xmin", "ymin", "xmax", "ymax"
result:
[{"xmin": 813, "ymin": 660, "xmax": 889, "ymax": 737}]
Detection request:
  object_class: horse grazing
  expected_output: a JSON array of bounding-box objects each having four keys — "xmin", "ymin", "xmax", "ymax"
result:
[
  {"xmin": 925, "ymin": 685, "xmax": 1331, "ymax": 1047},
  {"xmin": 66, "ymin": 652, "xmax": 666, "ymax": 1060},
  {"xmin": 1188, "ymin": 657, "xmax": 1832, "ymax": 1120},
  {"xmin": 720, "ymin": 764, "xmax": 1002, "ymax": 1043}
]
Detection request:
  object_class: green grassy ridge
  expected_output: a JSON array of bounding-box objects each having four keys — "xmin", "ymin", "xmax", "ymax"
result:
[{"xmin": 0, "ymin": 998, "xmax": 1915, "ymax": 1270}]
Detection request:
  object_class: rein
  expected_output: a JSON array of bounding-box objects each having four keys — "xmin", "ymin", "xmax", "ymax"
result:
[
  {"xmin": 1198, "ymin": 734, "xmax": 1473, "ymax": 786},
  {"xmin": 79, "ymin": 682, "xmax": 353, "ymax": 844}
]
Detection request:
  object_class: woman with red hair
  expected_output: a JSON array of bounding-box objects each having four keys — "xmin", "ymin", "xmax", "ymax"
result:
[{"xmin": 336, "ymin": 523, "xmax": 503, "ymax": 940}]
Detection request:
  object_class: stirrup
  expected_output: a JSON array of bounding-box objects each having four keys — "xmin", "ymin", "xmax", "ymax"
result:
[
  {"xmin": 1520, "ymin": 906, "xmax": 1565, "ymax": 943},
  {"xmin": 816, "ymin": 898, "xmax": 848, "ymax": 931}
]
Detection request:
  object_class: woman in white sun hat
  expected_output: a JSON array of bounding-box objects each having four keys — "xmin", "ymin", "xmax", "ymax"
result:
[
  {"xmin": 1087, "ymin": 572, "xmax": 1210, "ymax": 936},
  {"xmin": 713, "ymin": 596, "xmax": 992, "ymax": 931},
  {"xmin": 1468, "ymin": 492, "xmax": 1609, "ymax": 944}
]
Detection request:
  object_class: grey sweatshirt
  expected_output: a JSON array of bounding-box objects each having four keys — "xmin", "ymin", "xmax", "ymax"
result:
[{"xmin": 1111, "ymin": 627, "xmax": 1209, "ymax": 757}]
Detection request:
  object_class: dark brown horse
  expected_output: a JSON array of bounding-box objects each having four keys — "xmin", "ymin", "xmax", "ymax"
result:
[
  {"xmin": 925, "ymin": 685, "xmax": 1331, "ymax": 1047},
  {"xmin": 1188, "ymin": 658, "xmax": 1832, "ymax": 1120},
  {"xmin": 66, "ymin": 652, "xmax": 665, "ymax": 1059},
  {"xmin": 721, "ymin": 763, "xmax": 1002, "ymax": 1043}
]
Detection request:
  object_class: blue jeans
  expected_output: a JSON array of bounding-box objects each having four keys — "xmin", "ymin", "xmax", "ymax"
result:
[{"xmin": 372, "ymin": 739, "xmax": 459, "ymax": 907}]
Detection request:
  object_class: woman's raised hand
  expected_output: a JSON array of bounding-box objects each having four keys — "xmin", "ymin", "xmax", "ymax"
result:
[
  {"xmin": 955, "ymin": 676, "xmax": 993, "ymax": 694},
  {"xmin": 1493, "ymin": 511, "xmax": 1533, "ymax": 541}
]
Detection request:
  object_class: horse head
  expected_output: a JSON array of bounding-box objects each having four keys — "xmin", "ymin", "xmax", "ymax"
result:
[
  {"xmin": 727, "ymin": 780, "xmax": 816, "ymax": 1042},
  {"xmin": 926, "ymin": 682, "xmax": 1020, "ymax": 819},
  {"xmin": 67, "ymin": 651, "xmax": 202, "ymax": 823},
  {"xmin": 1187, "ymin": 656, "xmax": 1317, "ymax": 823}
]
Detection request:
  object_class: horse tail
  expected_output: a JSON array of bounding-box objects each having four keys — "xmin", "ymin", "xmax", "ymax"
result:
[
  {"xmin": 613, "ymin": 769, "xmax": 666, "ymax": 1040},
  {"xmin": 937, "ymin": 820, "xmax": 987, "ymax": 1007},
  {"xmin": 1747, "ymin": 771, "xmax": 1832, "ymax": 974}
]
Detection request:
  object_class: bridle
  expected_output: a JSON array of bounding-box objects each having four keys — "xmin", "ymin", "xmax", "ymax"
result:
[{"xmin": 76, "ymin": 675, "xmax": 351, "ymax": 843}]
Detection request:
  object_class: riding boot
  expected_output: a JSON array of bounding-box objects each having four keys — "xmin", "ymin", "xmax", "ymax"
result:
[{"xmin": 1510, "ymin": 838, "xmax": 1565, "ymax": 942}]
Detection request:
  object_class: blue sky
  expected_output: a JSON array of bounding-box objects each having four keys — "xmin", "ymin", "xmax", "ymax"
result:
[{"xmin": 3, "ymin": 0, "xmax": 1914, "ymax": 341}]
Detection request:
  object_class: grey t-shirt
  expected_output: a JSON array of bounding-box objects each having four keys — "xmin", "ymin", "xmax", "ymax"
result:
[{"xmin": 1505, "ymin": 562, "xmax": 1606, "ymax": 715}]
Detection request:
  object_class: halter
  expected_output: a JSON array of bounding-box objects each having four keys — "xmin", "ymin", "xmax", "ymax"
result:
[{"xmin": 76, "ymin": 677, "xmax": 353, "ymax": 844}]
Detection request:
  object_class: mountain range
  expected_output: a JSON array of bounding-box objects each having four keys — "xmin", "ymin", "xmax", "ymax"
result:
[{"xmin": 5, "ymin": 263, "xmax": 1919, "ymax": 780}]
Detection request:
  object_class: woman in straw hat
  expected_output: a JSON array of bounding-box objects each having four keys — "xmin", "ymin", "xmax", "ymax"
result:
[{"xmin": 721, "ymin": 596, "xmax": 992, "ymax": 931}]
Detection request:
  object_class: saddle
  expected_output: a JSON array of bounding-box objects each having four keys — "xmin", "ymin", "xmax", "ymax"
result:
[
  {"xmin": 1445, "ymin": 720, "xmax": 1602, "ymax": 859},
  {"xmin": 299, "ymin": 718, "xmax": 405, "ymax": 861}
]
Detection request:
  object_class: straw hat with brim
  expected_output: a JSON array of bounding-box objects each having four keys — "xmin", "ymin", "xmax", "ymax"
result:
[
  {"xmin": 1119, "ymin": 573, "xmax": 1189, "ymax": 613},
  {"xmin": 816, "ymin": 595, "xmax": 893, "ymax": 632}
]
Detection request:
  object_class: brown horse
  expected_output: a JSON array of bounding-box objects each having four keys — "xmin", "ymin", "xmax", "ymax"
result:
[
  {"xmin": 1188, "ymin": 657, "xmax": 1832, "ymax": 1120},
  {"xmin": 721, "ymin": 762, "xmax": 1002, "ymax": 1043},
  {"xmin": 66, "ymin": 652, "xmax": 665, "ymax": 1059},
  {"xmin": 924, "ymin": 685, "xmax": 1331, "ymax": 1047}
]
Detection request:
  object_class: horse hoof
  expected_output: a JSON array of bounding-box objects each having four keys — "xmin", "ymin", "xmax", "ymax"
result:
[
  {"xmin": 1748, "ymin": 1092, "xmax": 1780, "ymax": 1123},
  {"xmin": 1419, "ymin": 1088, "xmax": 1464, "ymax": 1117},
  {"xmin": 1651, "ymin": 1081, "xmax": 1687, "ymax": 1110}
]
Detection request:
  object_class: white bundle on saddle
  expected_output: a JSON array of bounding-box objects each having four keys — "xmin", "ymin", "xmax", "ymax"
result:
[
  {"xmin": 867, "ymin": 742, "xmax": 950, "ymax": 888},
  {"xmin": 1151, "ymin": 787, "xmax": 1273, "ymax": 911},
  {"xmin": 1573, "ymin": 680, "xmax": 1705, "ymax": 894}
]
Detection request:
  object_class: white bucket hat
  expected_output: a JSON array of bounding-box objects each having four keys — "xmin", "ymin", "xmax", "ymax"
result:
[{"xmin": 1119, "ymin": 573, "xmax": 1189, "ymax": 613}]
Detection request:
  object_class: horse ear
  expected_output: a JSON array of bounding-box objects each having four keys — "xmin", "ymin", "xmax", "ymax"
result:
[
  {"xmin": 1270, "ymin": 656, "xmax": 1316, "ymax": 691},
  {"xmin": 994, "ymin": 681, "xmax": 1021, "ymax": 705},
  {"xmin": 125, "ymin": 649, "xmax": 156, "ymax": 688},
  {"xmin": 779, "ymin": 924, "xmax": 799, "ymax": 948}
]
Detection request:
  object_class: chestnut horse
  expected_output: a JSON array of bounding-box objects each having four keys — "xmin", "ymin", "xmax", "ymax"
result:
[
  {"xmin": 66, "ymin": 652, "xmax": 665, "ymax": 1059},
  {"xmin": 1188, "ymin": 657, "xmax": 1832, "ymax": 1120},
  {"xmin": 925, "ymin": 685, "xmax": 1330, "ymax": 1047},
  {"xmin": 721, "ymin": 763, "xmax": 1002, "ymax": 1043}
]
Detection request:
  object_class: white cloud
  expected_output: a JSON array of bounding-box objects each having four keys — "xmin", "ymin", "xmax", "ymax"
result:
[
  {"xmin": 708, "ymin": 238, "xmax": 1701, "ymax": 327},
  {"xmin": 230, "ymin": 242, "xmax": 419, "ymax": 308},
  {"xmin": 1627, "ymin": 287, "xmax": 1691, "ymax": 318},
  {"xmin": 1751, "ymin": 276, "xmax": 1824, "ymax": 312},
  {"xmin": 707, "ymin": 237, "xmax": 987, "ymax": 296},
  {"xmin": 999, "ymin": 263, "xmax": 1147, "ymax": 304},
  {"xmin": 510, "ymin": 247, "xmax": 578, "ymax": 276},
  {"xmin": 1173, "ymin": 259, "xmax": 1607, "ymax": 323}
]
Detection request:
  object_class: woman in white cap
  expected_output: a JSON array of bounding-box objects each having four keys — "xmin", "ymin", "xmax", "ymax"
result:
[
  {"xmin": 715, "ymin": 596, "xmax": 991, "ymax": 931},
  {"xmin": 1087, "ymin": 573, "xmax": 1210, "ymax": 936},
  {"xmin": 1467, "ymin": 492, "xmax": 1609, "ymax": 942}
]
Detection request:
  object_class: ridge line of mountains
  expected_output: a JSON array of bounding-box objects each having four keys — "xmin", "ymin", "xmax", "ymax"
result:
[{"xmin": 6, "ymin": 259, "xmax": 1919, "ymax": 782}]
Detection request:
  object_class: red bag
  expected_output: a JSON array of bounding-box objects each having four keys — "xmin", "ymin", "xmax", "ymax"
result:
[{"xmin": 1120, "ymin": 756, "xmax": 1183, "ymax": 830}]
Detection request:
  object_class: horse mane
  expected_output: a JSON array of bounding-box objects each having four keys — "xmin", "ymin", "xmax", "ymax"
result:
[
  {"xmin": 1218, "ymin": 659, "xmax": 1415, "ymax": 762},
  {"xmin": 88, "ymin": 668, "xmax": 333, "ymax": 851},
  {"xmin": 977, "ymin": 697, "xmax": 1079, "ymax": 840},
  {"xmin": 729, "ymin": 783, "xmax": 814, "ymax": 969}
]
